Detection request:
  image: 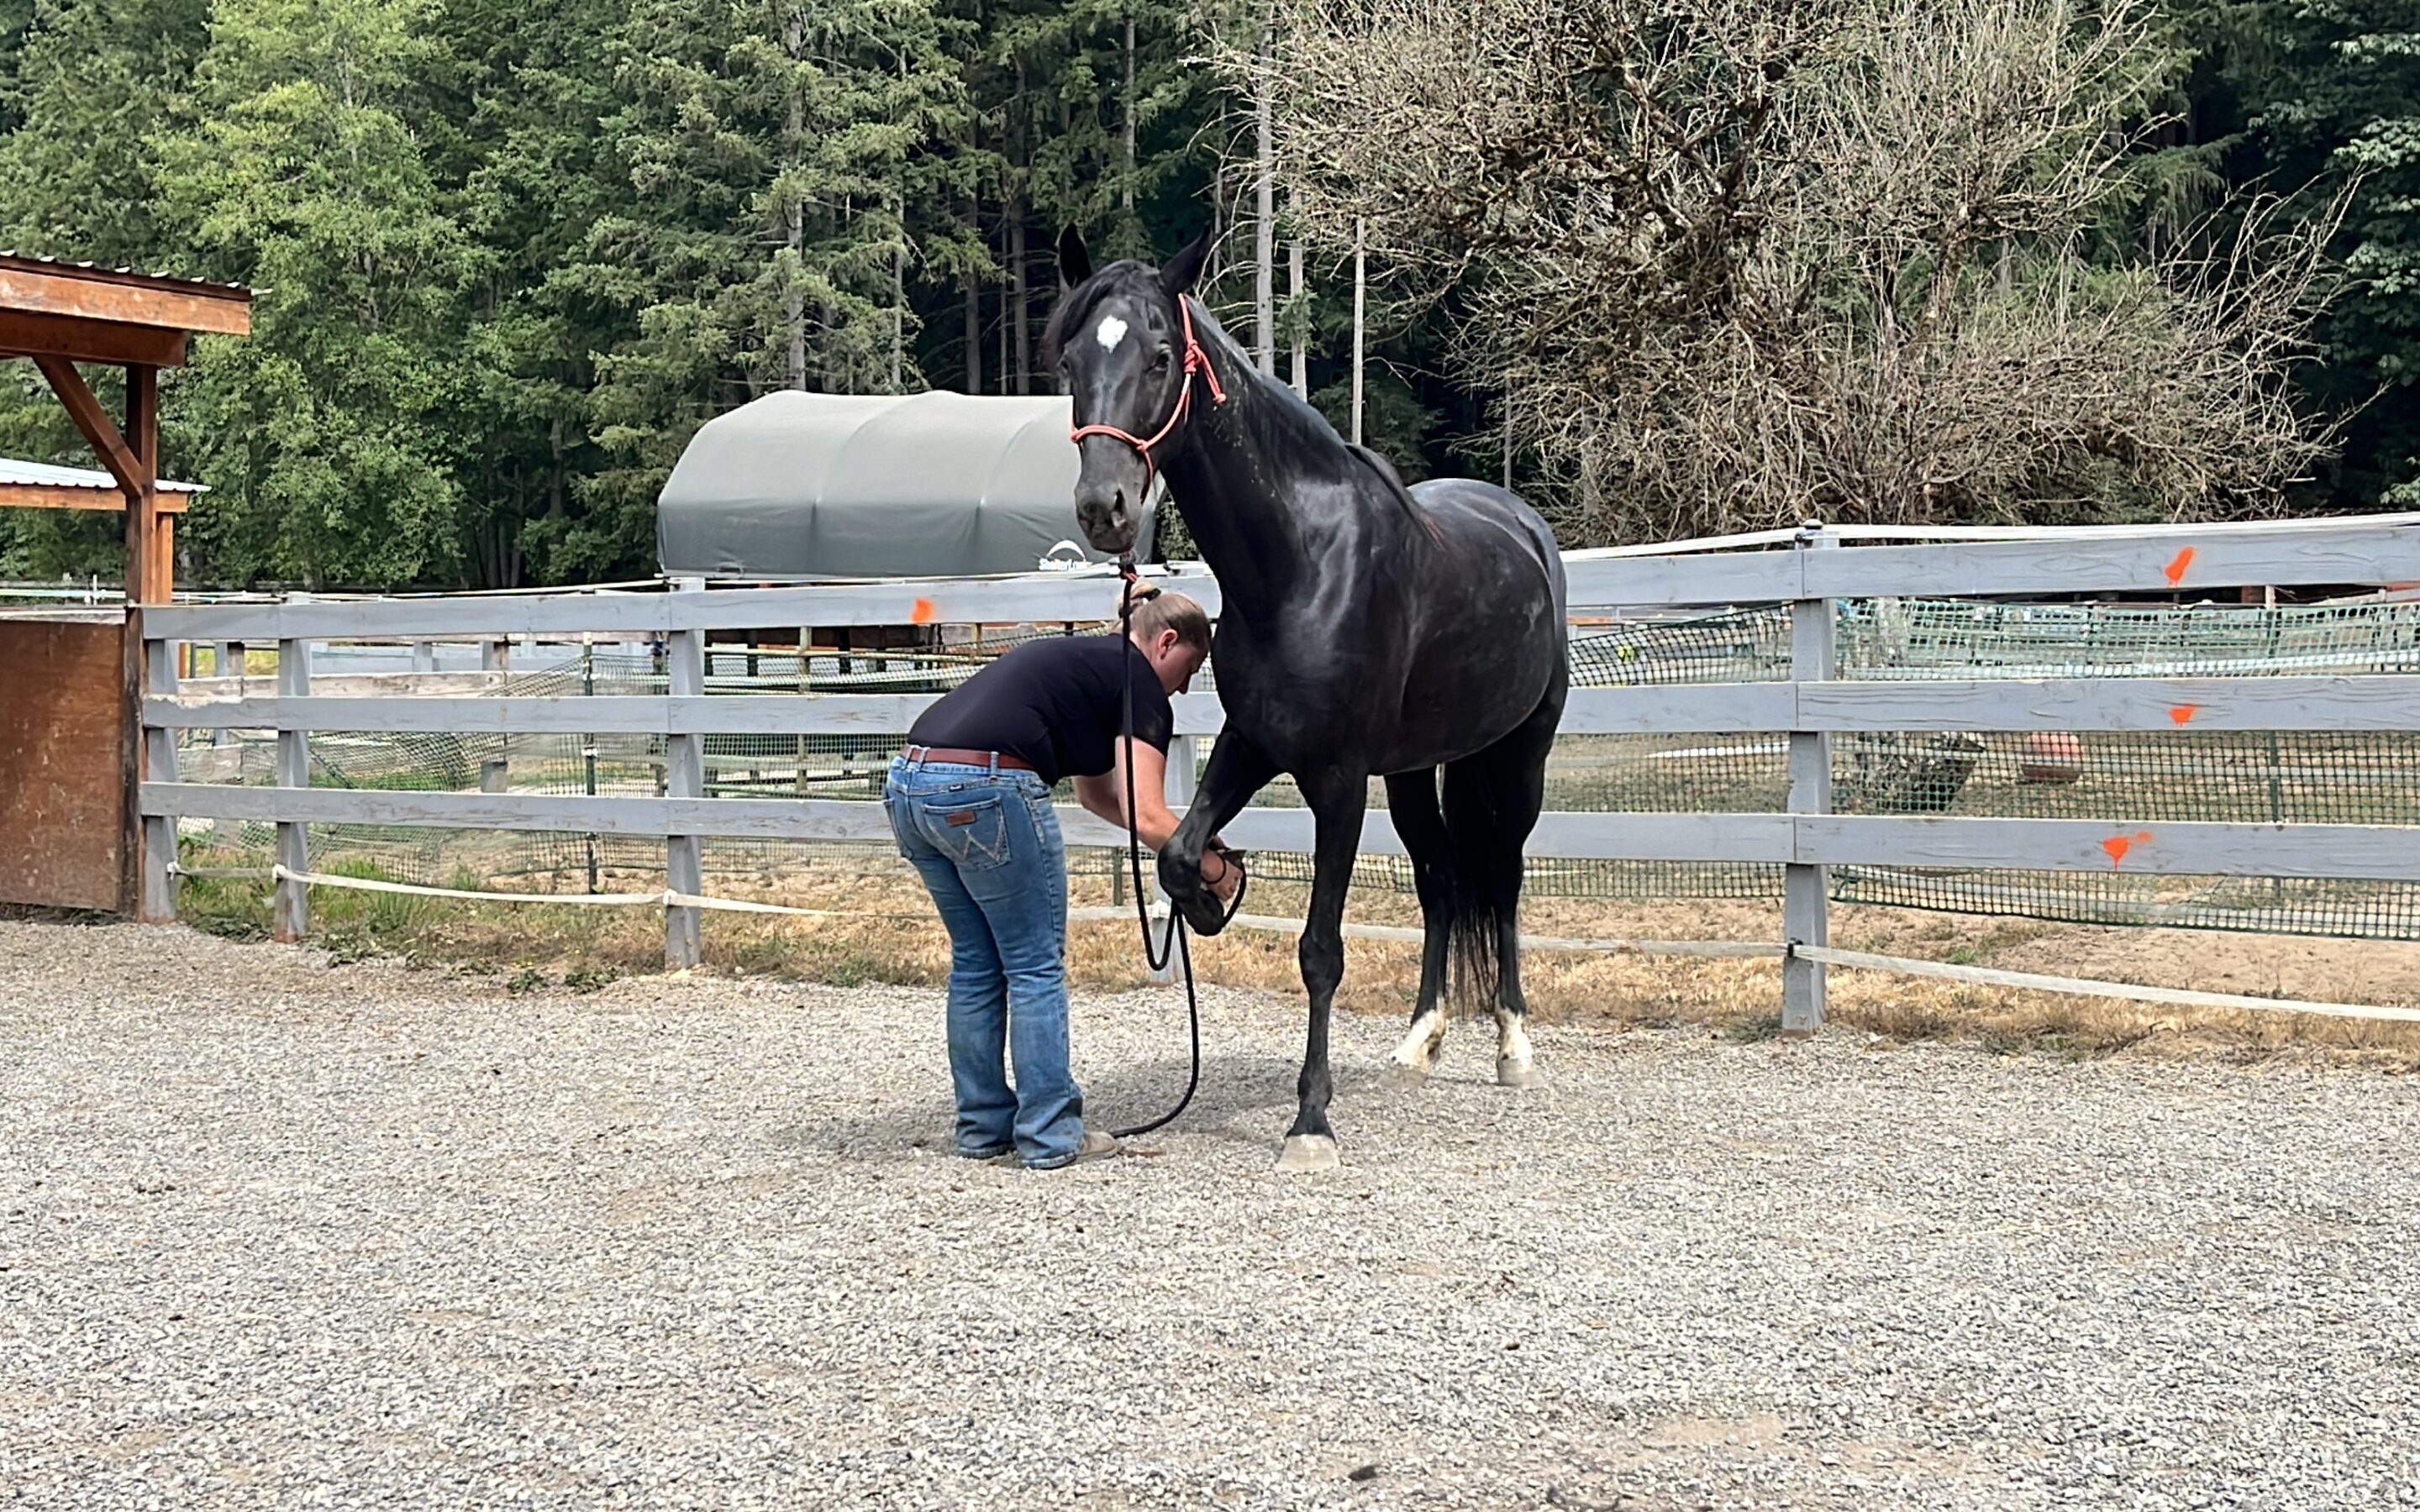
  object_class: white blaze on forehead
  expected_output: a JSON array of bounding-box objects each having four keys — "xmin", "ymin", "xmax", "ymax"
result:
[{"xmin": 1093, "ymin": 314, "xmax": 1129, "ymax": 351}]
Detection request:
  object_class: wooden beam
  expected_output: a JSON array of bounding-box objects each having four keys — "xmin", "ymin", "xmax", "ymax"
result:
[
  {"xmin": 150, "ymin": 512, "xmax": 175, "ymax": 604},
  {"xmin": 0, "ymin": 260, "xmax": 251, "ymax": 335},
  {"xmin": 127, "ymin": 364, "xmax": 160, "ymax": 603},
  {"xmin": 0, "ymin": 482, "xmax": 190, "ymax": 512},
  {"xmin": 32, "ymin": 357, "xmax": 145, "ymax": 497},
  {"xmin": 0, "ymin": 308, "xmax": 187, "ymax": 367}
]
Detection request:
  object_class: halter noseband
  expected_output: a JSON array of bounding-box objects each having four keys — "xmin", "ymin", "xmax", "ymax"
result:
[{"xmin": 1066, "ymin": 295, "xmax": 1228, "ymax": 499}]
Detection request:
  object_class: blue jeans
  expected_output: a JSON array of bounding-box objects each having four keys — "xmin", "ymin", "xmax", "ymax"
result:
[{"xmin": 883, "ymin": 756, "xmax": 1081, "ymax": 1168}]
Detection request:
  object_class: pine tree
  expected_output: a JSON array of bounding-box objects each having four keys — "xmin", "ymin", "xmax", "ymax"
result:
[
  {"xmin": 425, "ymin": 0, "xmax": 629, "ymax": 585},
  {"xmin": 0, "ymin": 0, "xmax": 210, "ymax": 580},
  {"xmin": 149, "ymin": 0, "xmax": 476, "ymax": 588},
  {"xmin": 2242, "ymin": 0, "xmax": 2419, "ymax": 507}
]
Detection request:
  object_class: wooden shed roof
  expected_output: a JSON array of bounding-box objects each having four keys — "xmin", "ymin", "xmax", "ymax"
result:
[{"xmin": 0, "ymin": 251, "xmax": 253, "ymax": 368}]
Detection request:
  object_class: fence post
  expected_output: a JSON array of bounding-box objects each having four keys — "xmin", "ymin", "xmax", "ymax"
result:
[
  {"xmin": 1782, "ymin": 522, "xmax": 1837, "ymax": 1037},
  {"xmin": 1147, "ymin": 733, "xmax": 1200, "ymax": 986},
  {"xmin": 210, "ymin": 641, "xmax": 241, "ymax": 847},
  {"xmin": 666, "ymin": 624, "xmax": 705, "ymax": 969},
  {"xmin": 273, "ymin": 633, "xmax": 312, "ymax": 942},
  {"xmin": 480, "ymin": 638, "xmax": 510, "ymax": 793},
  {"xmin": 412, "ymin": 639, "xmax": 437, "ymax": 675},
  {"xmin": 138, "ymin": 614, "xmax": 179, "ymax": 922}
]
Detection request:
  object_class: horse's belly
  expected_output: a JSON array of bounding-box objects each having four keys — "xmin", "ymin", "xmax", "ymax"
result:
[{"xmin": 1220, "ymin": 643, "xmax": 1555, "ymax": 777}]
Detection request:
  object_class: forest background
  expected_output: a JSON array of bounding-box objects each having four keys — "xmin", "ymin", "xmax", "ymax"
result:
[{"xmin": 0, "ymin": 0, "xmax": 2410, "ymax": 591}]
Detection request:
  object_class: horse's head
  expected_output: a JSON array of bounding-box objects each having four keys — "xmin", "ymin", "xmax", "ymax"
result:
[{"xmin": 1048, "ymin": 225, "xmax": 1214, "ymax": 557}]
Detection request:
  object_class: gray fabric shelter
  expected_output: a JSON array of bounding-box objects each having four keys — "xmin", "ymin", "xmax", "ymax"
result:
[{"xmin": 655, "ymin": 389, "xmax": 1156, "ymax": 580}]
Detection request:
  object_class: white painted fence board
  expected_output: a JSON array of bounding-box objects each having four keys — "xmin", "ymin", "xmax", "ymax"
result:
[
  {"xmin": 1558, "ymin": 685, "xmax": 1795, "ymax": 733},
  {"xmin": 145, "ymin": 783, "xmax": 2420, "ymax": 880},
  {"xmin": 1565, "ymin": 551, "xmax": 1802, "ymax": 607},
  {"xmin": 1796, "ymin": 816, "xmax": 2420, "ymax": 880},
  {"xmin": 148, "ymin": 592, "xmax": 674, "ymax": 642},
  {"xmin": 1801, "ymin": 527, "xmax": 2420, "ymax": 599},
  {"xmin": 145, "ymin": 781, "xmax": 1205, "ymax": 851},
  {"xmin": 146, "ymin": 571, "xmax": 1228, "ymax": 641},
  {"xmin": 180, "ymin": 672, "xmax": 504, "ymax": 699},
  {"xmin": 1523, "ymin": 811, "xmax": 1798, "ymax": 863},
  {"xmin": 148, "ymin": 688, "xmax": 1234, "ymax": 737},
  {"xmin": 1799, "ymin": 675, "xmax": 2420, "ymax": 732}
]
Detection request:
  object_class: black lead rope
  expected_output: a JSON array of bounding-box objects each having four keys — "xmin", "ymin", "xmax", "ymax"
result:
[{"xmin": 1108, "ymin": 567, "xmax": 1244, "ymax": 1140}]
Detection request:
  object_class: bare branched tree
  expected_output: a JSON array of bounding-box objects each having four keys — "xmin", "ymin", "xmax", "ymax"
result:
[{"xmin": 1242, "ymin": 0, "xmax": 2337, "ymax": 542}]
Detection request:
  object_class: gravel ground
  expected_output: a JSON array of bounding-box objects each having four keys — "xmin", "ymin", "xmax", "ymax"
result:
[{"xmin": 4, "ymin": 920, "xmax": 2418, "ymax": 1510}]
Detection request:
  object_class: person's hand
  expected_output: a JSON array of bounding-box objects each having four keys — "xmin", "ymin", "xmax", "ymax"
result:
[{"xmin": 1202, "ymin": 843, "xmax": 1242, "ymax": 904}]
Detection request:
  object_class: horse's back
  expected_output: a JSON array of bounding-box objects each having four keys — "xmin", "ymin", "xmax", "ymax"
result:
[
  {"xmin": 1404, "ymin": 476, "xmax": 1566, "ymax": 618},
  {"xmin": 1333, "ymin": 475, "xmax": 1565, "ymax": 769}
]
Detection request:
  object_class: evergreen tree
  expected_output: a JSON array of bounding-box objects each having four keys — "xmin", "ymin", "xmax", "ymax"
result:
[
  {"xmin": 428, "ymin": 0, "xmax": 628, "ymax": 585},
  {"xmin": 569, "ymin": 0, "xmax": 971, "ymax": 575},
  {"xmin": 2239, "ymin": 0, "xmax": 2418, "ymax": 507},
  {"xmin": 150, "ymin": 0, "xmax": 476, "ymax": 587},
  {"xmin": 0, "ymin": 0, "xmax": 210, "ymax": 580}
]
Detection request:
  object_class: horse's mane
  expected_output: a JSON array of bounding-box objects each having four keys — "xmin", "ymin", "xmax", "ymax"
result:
[{"xmin": 1348, "ymin": 443, "xmax": 1448, "ymax": 544}]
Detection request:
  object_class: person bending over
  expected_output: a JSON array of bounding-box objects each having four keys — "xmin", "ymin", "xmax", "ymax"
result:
[{"xmin": 883, "ymin": 588, "xmax": 1239, "ymax": 1170}]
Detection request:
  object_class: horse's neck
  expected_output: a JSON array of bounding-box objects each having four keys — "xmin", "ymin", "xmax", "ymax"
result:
[{"xmin": 1162, "ymin": 327, "xmax": 1343, "ymax": 623}]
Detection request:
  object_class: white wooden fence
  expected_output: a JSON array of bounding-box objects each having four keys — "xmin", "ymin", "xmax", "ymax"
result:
[{"xmin": 138, "ymin": 514, "xmax": 2420, "ymax": 1032}]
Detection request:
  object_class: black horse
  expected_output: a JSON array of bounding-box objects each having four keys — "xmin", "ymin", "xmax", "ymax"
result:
[{"xmin": 1050, "ymin": 227, "xmax": 1568, "ymax": 1171}]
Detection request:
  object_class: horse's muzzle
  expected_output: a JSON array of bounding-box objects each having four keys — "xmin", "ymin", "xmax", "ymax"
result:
[{"xmin": 1075, "ymin": 480, "xmax": 1143, "ymax": 555}]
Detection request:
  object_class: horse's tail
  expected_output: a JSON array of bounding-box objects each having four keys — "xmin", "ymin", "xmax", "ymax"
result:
[{"xmin": 1437, "ymin": 757, "xmax": 1512, "ymax": 1016}]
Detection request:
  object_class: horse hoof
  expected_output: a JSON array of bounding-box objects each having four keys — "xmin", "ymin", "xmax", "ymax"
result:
[
  {"xmin": 1275, "ymin": 1134, "xmax": 1340, "ymax": 1173},
  {"xmin": 1176, "ymin": 894, "xmax": 1230, "ymax": 937},
  {"xmin": 1497, "ymin": 1058, "xmax": 1541, "ymax": 1089},
  {"xmin": 1382, "ymin": 1059, "xmax": 1430, "ymax": 1090}
]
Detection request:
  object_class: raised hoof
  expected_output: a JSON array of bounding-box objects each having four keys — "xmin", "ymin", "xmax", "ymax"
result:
[
  {"xmin": 1173, "ymin": 890, "xmax": 1230, "ymax": 937},
  {"xmin": 1381, "ymin": 1060, "xmax": 1431, "ymax": 1090},
  {"xmin": 1496, "ymin": 1057, "xmax": 1541, "ymax": 1089},
  {"xmin": 1275, "ymin": 1134, "xmax": 1341, "ymax": 1173}
]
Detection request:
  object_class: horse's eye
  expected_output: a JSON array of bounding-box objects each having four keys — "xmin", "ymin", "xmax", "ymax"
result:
[{"xmin": 1149, "ymin": 344, "xmax": 1173, "ymax": 370}]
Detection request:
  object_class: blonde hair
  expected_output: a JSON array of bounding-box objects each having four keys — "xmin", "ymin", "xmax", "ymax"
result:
[{"xmin": 1128, "ymin": 589, "xmax": 1213, "ymax": 654}]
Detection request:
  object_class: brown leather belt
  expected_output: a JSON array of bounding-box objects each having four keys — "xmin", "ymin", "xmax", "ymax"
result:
[{"xmin": 903, "ymin": 743, "xmax": 1034, "ymax": 772}]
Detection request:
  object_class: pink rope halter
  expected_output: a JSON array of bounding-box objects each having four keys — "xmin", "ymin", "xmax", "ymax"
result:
[{"xmin": 1066, "ymin": 296, "xmax": 1228, "ymax": 501}]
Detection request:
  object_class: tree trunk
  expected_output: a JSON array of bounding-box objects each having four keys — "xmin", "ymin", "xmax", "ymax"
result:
[
  {"xmin": 964, "ymin": 198, "xmax": 983, "ymax": 395},
  {"xmin": 1254, "ymin": 11, "xmax": 1275, "ymax": 375},
  {"xmin": 1011, "ymin": 60, "xmax": 1030, "ymax": 396},
  {"xmin": 785, "ymin": 6, "xmax": 807, "ymax": 391},
  {"xmin": 1351, "ymin": 217, "xmax": 1365, "ymax": 445},
  {"xmin": 1123, "ymin": 13, "xmax": 1138, "ymax": 219},
  {"xmin": 1210, "ymin": 161, "xmax": 1224, "ymax": 286},
  {"xmin": 1009, "ymin": 208, "xmax": 1028, "ymax": 396},
  {"xmin": 1288, "ymin": 237, "xmax": 1305, "ymax": 396}
]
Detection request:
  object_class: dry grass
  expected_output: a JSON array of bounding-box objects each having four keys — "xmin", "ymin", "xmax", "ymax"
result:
[{"xmin": 166, "ymin": 848, "xmax": 2420, "ymax": 1069}]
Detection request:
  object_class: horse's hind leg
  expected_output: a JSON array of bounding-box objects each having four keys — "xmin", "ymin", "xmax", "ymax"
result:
[
  {"xmin": 1466, "ymin": 692, "xmax": 1560, "ymax": 1089},
  {"xmin": 1381, "ymin": 767, "xmax": 1452, "ymax": 1085}
]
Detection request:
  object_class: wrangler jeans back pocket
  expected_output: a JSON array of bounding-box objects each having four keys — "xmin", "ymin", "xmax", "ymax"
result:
[{"xmin": 913, "ymin": 793, "xmax": 1013, "ymax": 872}]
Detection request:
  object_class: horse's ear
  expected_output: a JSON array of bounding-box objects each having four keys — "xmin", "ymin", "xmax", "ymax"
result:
[
  {"xmin": 1057, "ymin": 226, "xmax": 1093, "ymax": 289},
  {"xmin": 1159, "ymin": 225, "xmax": 1213, "ymax": 298}
]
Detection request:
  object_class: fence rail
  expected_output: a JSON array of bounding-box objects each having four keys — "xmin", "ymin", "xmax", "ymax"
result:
[
  {"xmin": 134, "ymin": 514, "xmax": 2420, "ymax": 1032},
  {"xmin": 142, "ymin": 674, "xmax": 2420, "ymax": 737}
]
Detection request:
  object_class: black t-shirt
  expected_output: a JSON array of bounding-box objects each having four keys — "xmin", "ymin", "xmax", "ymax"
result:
[{"xmin": 908, "ymin": 634, "xmax": 1172, "ymax": 785}]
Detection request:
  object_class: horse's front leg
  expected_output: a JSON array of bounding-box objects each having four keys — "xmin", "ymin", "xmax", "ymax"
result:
[
  {"xmin": 1157, "ymin": 730, "xmax": 1277, "ymax": 937},
  {"xmin": 1277, "ymin": 771, "xmax": 1367, "ymax": 1173}
]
